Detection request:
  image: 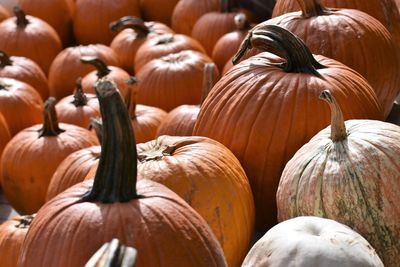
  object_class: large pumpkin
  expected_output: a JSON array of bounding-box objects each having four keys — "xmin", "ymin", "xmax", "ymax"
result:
[
  {"xmin": 264, "ymin": 0, "xmax": 400, "ymax": 118},
  {"xmin": 193, "ymin": 25, "xmax": 383, "ymax": 230},
  {"xmin": 0, "ymin": 97, "xmax": 99, "ymax": 214},
  {"xmin": 18, "ymin": 79, "xmax": 227, "ymax": 267},
  {"xmin": 277, "ymin": 90, "xmax": 400, "ymax": 266},
  {"xmin": 140, "ymin": 0, "xmax": 179, "ymax": 26}
]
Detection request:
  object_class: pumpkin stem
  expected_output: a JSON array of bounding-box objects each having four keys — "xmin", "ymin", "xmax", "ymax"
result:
[
  {"xmin": 319, "ymin": 90, "xmax": 347, "ymax": 142},
  {"xmin": 38, "ymin": 97, "xmax": 65, "ymax": 137},
  {"xmin": 82, "ymin": 79, "xmax": 139, "ymax": 203},
  {"xmin": 89, "ymin": 117, "xmax": 103, "ymax": 145},
  {"xmin": 14, "ymin": 6, "xmax": 29, "ymax": 27},
  {"xmin": 234, "ymin": 13, "xmax": 250, "ymax": 31},
  {"xmin": 124, "ymin": 77, "xmax": 138, "ymax": 119},
  {"xmin": 80, "ymin": 57, "xmax": 111, "ymax": 79},
  {"xmin": 0, "ymin": 50, "xmax": 13, "ymax": 67},
  {"xmin": 297, "ymin": 0, "xmax": 329, "ymax": 17},
  {"xmin": 200, "ymin": 63, "xmax": 216, "ymax": 106},
  {"xmin": 16, "ymin": 214, "xmax": 35, "ymax": 229},
  {"xmin": 110, "ymin": 16, "xmax": 150, "ymax": 38},
  {"xmin": 232, "ymin": 25, "xmax": 325, "ymax": 77},
  {"xmin": 221, "ymin": 0, "xmax": 239, "ymax": 13},
  {"xmin": 85, "ymin": 239, "xmax": 137, "ymax": 267},
  {"xmin": 71, "ymin": 78, "xmax": 88, "ymax": 107},
  {"xmin": 156, "ymin": 34, "xmax": 174, "ymax": 45}
]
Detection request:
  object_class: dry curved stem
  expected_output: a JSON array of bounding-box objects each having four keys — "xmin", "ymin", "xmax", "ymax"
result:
[
  {"xmin": 156, "ymin": 34, "xmax": 174, "ymax": 45},
  {"xmin": 39, "ymin": 97, "xmax": 65, "ymax": 137},
  {"xmin": 71, "ymin": 78, "xmax": 88, "ymax": 107},
  {"xmin": 80, "ymin": 57, "xmax": 111, "ymax": 78},
  {"xmin": 14, "ymin": 6, "xmax": 29, "ymax": 27},
  {"xmin": 89, "ymin": 117, "xmax": 103, "ymax": 145},
  {"xmin": 200, "ymin": 63, "xmax": 216, "ymax": 106},
  {"xmin": 85, "ymin": 239, "xmax": 137, "ymax": 267},
  {"xmin": 0, "ymin": 50, "xmax": 13, "ymax": 67},
  {"xmin": 297, "ymin": 0, "xmax": 330, "ymax": 17},
  {"xmin": 319, "ymin": 90, "xmax": 347, "ymax": 142},
  {"xmin": 16, "ymin": 214, "xmax": 35, "ymax": 229},
  {"xmin": 110, "ymin": 16, "xmax": 150, "ymax": 37},
  {"xmin": 124, "ymin": 77, "xmax": 138, "ymax": 119},
  {"xmin": 232, "ymin": 25, "xmax": 325, "ymax": 77}
]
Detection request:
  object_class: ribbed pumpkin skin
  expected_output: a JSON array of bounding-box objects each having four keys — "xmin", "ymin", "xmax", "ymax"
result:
[
  {"xmin": 46, "ymin": 146, "xmax": 100, "ymax": 201},
  {"xmin": 73, "ymin": 0, "xmax": 141, "ymax": 45},
  {"xmin": 55, "ymin": 94, "xmax": 100, "ymax": 128},
  {"xmin": 156, "ymin": 105, "xmax": 199, "ymax": 137},
  {"xmin": 0, "ymin": 215, "xmax": 34, "ymax": 267},
  {"xmin": 132, "ymin": 104, "xmax": 167, "ymax": 143},
  {"xmin": 140, "ymin": 0, "xmax": 179, "ymax": 25},
  {"xmin": 277, "ymin": 120, "xmax": 400, "ymax": 266},
  {"xmin": 17, "ymin": 0, "xmax": 74, "ymax": 46},
  {"xmin": 0, "ymin": 14, "xmax": 62, "ymax": 74},
  {"xmin": 18, "ymin": 179, "xmax": 228, "ymax": 267},
  {"xmin": 48, "ymin": 44, "xmax": 119, "ymax": 100},
  {"xmin": 136, "ymin": 136, "xmax": 254, "ymax": 267},
  {"xmin": 0, "ymin": 123, "xmax": 99, "ymax": 214},
  {"xmin": 171, "ymin": 0, "xmax": 220, "ymax": 35},
  {"xmin": 0, "ymin": 54, "xmax": 49, "ymax": 100},
  {"xmin": 194, "ymin": 54, "xmax": 383, "ymax": 230},
  {"xmin": 0, "ymin": 78, "xmax": 43, "ymax": 136},
  {"xmin": 137, "ymin": 50, "xmax": 219, "ymax": 111},
  {"xmin": 134, "ymin": 34, "xmax": 206, "ymax": 73},
  {"xmin": 265, "ymin": 9, "xmax": 400, "ymax": 118}
]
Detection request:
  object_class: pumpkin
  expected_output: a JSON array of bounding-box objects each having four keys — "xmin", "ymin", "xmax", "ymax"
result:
[
  {"xmin": 136, "ymin": 135, "xmax": 255, "ymax": 267},
  {"xmin": 124, "ymin": 77, "xmax": 168, "ymax": 143},
  {"xmin": 0, "ymin": 97, "xmax": 99, "ymax": 214},
  {"xmin": 0, "ymin": 214, "xmax": 35, "ymax": 267},
  {"xmin": 18, "ymin": 79, "xmax": 227, "ymax": 267},
  {"xmin": 140, "ymin": 0, "xmax": 179, "ymax": 26},
  {"xmin": 277, "ymin": 90, "xmax": 400, "ymax": 266},
  {"xmin": 55, "ymin": 78, "xmax": 100, "ymax": 128},
  {"xmin": 0, "ymin": 7, "xmax": 62, "ymax": 74},
  {"xmin": 48, "ymin": 44, "xmax": 119, "ymax": 100},
  {"xmin": 134, "ymin": 33, "xmax": 206, "ymax": 73},
  {"xmin": 211, "ymin": 13, "xmax": 251, "ymax": 72},
  {"xmin": 0, "ymin": 112, "xmax": 11, "ymax": 168},
  {"xmin": 0, "ymin": 4, "xmax": 10, "ymax": 22},
  {"xmin": 242, "ymin": 216, "xmax": 384, "ymax": 267},
  {"xmin": 17, "ymin": 0, "xmax": 75, "ymax": 46},
  {"xmin": 193, "ymin": 25, "xmax": 383, "ymax": 230},
  {"xmin": 156, "ymin": 63, "xmax": 216, "ymax": 137},
  {"xmin": 171, "ymin": 0, "xmax": 220, "ymax": 35},
  {"xmin": 0, "ymin": 77, "xmax": 43, "ymax": 136},
  {"xmin": 73, "ymin": 0, "xmax": 141, "ymax": 45},
  {"xmin": 110, "ymin": 16, "xmax": 173, "ymax": 74},
  {"xmin": 0, "ymin": 50, "xmax": 49, "ymax": 100},
  {"xmin": 264, "ymin": 0, "xmax": 400, "ymax": 118},
  {"xmin": 85, "ymin": 239, "xmax": 137, "ymax": 267},
  {"xmin": 137, "ymin": 50, "xmax": 219, "ymax": 111},
  {"xmin": 80, "ymin": 57, "xmax": 130, "ymax": 97}
]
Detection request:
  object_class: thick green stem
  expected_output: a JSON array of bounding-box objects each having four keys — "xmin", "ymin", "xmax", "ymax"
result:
[
  {"xmin": 38, "ymin": 97, "xmax": 65, "ymax": 137},
  {"xmin": 0, "ymin": 51, "xmax": 13, "ymax": 67},
  {"xmin": 82, "ymin": 80, "xmax": 139, "ymax": 203},
  {"xmin": 110, "ymin": 16, "xmax": 150, "ymax": 37},
  {"xmin": 71, "ymin": 78, "xmax": 88, "ymax": 107},
  {"xmin": 14, "ymin": 6, "xmax": 29, "ymax": 27},
  {"xmin": 233, "ymin": 25, "xmax": 325, "ymax": 77},
  {"xmin": 124, "ymin": 77, "xmax": 138, "ymax": 119},
  {"xmin": 319, "ymin": 90, "xmax": 347, "ymax": 142},
  {"xmin": 80, "ymin": 57, "xmax": 111, "ymax": 79},
  {"xmin": 85, "ymin": 239, "xmax": 137, "ymax": 267},
  {"xmin": 200, "ymin": 63, "xmax": 216, "ymax": 106},
  {"xmin": 297, "ymin": 0, "xmax": 329, "ymax": 18}
]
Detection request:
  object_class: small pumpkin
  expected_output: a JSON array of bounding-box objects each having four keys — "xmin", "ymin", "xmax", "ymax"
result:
[
  {"xmin": 48, "ymin": 44, "xmax": 120, "ymax": 100},
  {"xmin": 0, "ymin": 7, "xmax": 62, "ymax": 74},
  {"xmin": 0, "ymin": 214, "xmax": 35, "ymax": 267},
  {"xmin": 0, "ymin": 50, "xmax": 49, "ymax": 100},
  {"xmin": 140, "ymin": 0, "xmax": 179, "ymax": 26},
  {"xmin": 242, "ymin": 216, "xmax": 384, "ymax": 267},
  {"xmin": 18, "ymin": 79, "xmax": 227, "ymax": 267},
  {"xmin": 55, "ymin": 78, "xmax": 100, "ymax": 128},
  {"xmin": 277, "ymin": 90, "xmax": 400, "ymax": 266},
  {"xmin": 85, "ymin": 239, "xmax": 137, "ymax": 267},
  {"xmin": 0, "ymin": 97, "xmax": 99, "ymax": 214},
  {"xmin": 134, "ymin": 33, "xmax": 206, "ymax": 73},
  {"xmin": 110, "ymin": 16, "xmax": 173, "ymax": 74}
]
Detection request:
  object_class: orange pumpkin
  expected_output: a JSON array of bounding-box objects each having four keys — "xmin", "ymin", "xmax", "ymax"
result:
[
  {"xmin": 73, "ymin": 0, "xmax": 141, "ymax": 45},
  {"xmin": 264, "ymin": 0, "xmax": 400, "ymax": 118},
  {"xmin": 0, "ymin": 7, "xmax": 62, "ymax": 74},
  {"xmin": 0, "ymin": 5, "xmax": 11, "ymax": 22},
  {"xmin": 0, "ymin": 214, "xmax": 35, "ymax": 267},
  {"xmin": 140, "ymin": 0, "xmax": 179, "ymax": 26},
  {"xmin": 0, "ymin": 50, "xmax": 49, "ymax": 100},
  {"xmin": 0, "ymin": 77, "xmax": 43, "ymax": 136},
  {"xmin": 136, "ymin": 50, "xmax": 219, "ymax": 111},
  {"xmin": 0, "ymin": 97, "xmax": 99, "ymax": 214},
  {"xmin": 48, "ymin": 44, "xmax": 120, "ymax": 100},
  {"xmin": 134, "ymin": 33, "xmax": 206, "ymax": 72},
  {"xmin": 193, "ymin": 25, "xmax": 384, "ymax": 230},
  {"xmin": 55, "ymin": 78, "xmax": 100, "ymax": 128},
  {"xmin": 0, "ymin": 112, "xmax": 11, "ymax": 162},
  {"xmin": 110, "ymin": 16, "xmax": 173, "ymax": 74},
  {"xmin": 18, "ymin": 79, "xmax": 227, "ymax": 267}
]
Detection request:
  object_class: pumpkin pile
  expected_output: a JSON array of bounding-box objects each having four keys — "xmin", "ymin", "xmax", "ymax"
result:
[{"xmin": 0, "ymin": 0, "xmax": 399, "ymax": 266}]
